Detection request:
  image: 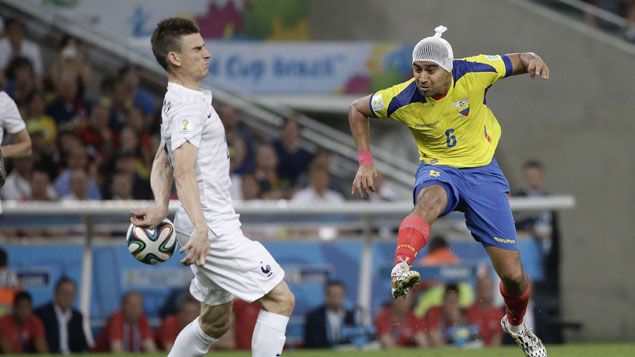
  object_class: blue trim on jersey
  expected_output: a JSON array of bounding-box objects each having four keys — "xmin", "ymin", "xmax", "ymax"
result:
[
  {"xmin": 369, "ymin": 93, "xmax": 377, "ymax": 117},
  {"xmin": 452, "ymin": 59, "xmax": 497, "ymax": 84},
  {"xmin": 502, "ymin": 55, "xmax": 513, "ymax": 77},
  {"xmin": 387, "ymin": 81, "xmax": 426, "ymax": 117}
]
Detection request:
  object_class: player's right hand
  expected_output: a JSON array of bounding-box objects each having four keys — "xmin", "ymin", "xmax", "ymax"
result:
[
  {"xmin": 130, "ymin": 206, "xmax": 168, "ymax": 229},
  {"xmin": 352, "ymin": 164, "xmax": 378, "ymax": 197},
  {"xmin": 179, "ymin": 226, "xmax": 209, "ymax": 266}
]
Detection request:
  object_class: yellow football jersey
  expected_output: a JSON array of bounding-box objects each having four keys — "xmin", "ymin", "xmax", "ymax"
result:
[{"xmin": 370, "ymin": 54, "xmax": 513, "ymax": 168}]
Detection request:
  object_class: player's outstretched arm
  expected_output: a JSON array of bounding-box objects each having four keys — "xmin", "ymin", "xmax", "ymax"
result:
[
  {"xmin": 348, "ymin": 95, "xmax": 378, "ymax": 197},
  {"xmin": 1, "ymin": 129, "xmax": 32, "ymax": 158},
  {"xmin": 506, "ymin": 52, "xmax": 550, "ymax": 79},
  {"xmin": 173, "ymin": 141, "xmax": 208, "ymax": 267},
  {"xmin": 131, "ymin": 140, "xmax": 173, "ymax": 228}
]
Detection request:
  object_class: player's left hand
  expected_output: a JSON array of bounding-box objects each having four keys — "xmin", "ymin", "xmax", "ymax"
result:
[
  {"xmin": 130, "ymin": 206, "xmax": 168, "ymax": 229},
  {"xmin": 527, "ymin": 55, "xmax": 549, "ymax": 80},
  {"xmin": 179, "ymin": 226, "xmax": 209, "ymax": 266},
  {"xmin": 352, "ymin": 164, "xmax": 378, "ymax": 197}
]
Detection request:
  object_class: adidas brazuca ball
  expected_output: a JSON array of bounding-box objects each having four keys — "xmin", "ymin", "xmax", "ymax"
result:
[{"xmin": 126, "ymin": 219, "xmax": 177, "ymax": 265}]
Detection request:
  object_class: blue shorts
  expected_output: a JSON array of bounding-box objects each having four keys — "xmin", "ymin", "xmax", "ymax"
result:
[{"xmin": 412, "ymin": 159, "xmax": 517, "ymax": 250}]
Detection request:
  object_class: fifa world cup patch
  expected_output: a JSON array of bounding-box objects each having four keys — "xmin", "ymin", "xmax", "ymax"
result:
[
  {"xmin": 485, "ymin": 55, "xmax": 501, "ymax": 61},
  {"xmin": 371, "ymin": 94, "xmax": 384, "ymax": 112},
  {"xmin": 452, "ymin": 97, "xmax": 470, "ymax": 116},
  {"xmin": 179, "ymin": 119, "xmax": 191, "ymax": 133}
]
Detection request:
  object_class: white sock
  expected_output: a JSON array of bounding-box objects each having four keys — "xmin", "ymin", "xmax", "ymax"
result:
[
  {"xmin": 168, "ymin": 318, "xmax": 217, "ymax": 357},
  {"xmin": 507, "ymin": 317, "xmax": 524, "ymax": 334},
  {"xmin": 252, "ymin": 309, "xmax": 289, "ymax": 357}
]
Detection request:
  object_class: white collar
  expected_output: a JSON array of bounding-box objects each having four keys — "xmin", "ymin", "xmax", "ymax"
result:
[
  {"xmin": 167, "ymin": 82, "xmax": 211, "ymax": 97},
  {"xmin": 53, "ymin": 303, "xmax": 72, "ymax": 321}
]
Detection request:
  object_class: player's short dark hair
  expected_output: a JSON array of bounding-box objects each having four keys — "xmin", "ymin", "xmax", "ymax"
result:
[
  {"xmin": 54, "ymin": 276, "xmax": 76, "ymax": 292},
  {"xmin": 325, "ymin": 280, "xmax": 346, "ymax": 293},
  {"xmin": 14, "ymin": 291, "xmax": 32, "ymax": 307},
  {"xmin": 428, "ymin": 234, "xmax": 449, "ymax": 252},
  {"xmin": 523, "ymin": 159, "xmax": 544, "ymax": 170},
  {"xmin": 151, "ymin": 17, "xmax": 200, "ymax": 71}
]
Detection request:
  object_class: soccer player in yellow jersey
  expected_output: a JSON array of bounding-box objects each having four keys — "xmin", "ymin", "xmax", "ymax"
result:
[{"xmin": 348, "ymin": 26, "xmax": 549, "ymax": 357}]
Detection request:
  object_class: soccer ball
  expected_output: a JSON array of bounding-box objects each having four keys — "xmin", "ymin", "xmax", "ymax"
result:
[{"xmin": 126, "ymin": 219, "xmax": 177, "ymax": 265}]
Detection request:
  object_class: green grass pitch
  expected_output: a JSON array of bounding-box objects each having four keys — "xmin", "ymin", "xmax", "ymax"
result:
[{"xmin": 29, "ymin": 343, "xmax": 635, "ymax": 357}]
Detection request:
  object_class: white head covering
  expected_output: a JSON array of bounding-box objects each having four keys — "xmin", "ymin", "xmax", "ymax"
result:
[{"xmin": 412, "ymin": 25, "xmax": 454, "ymax": 72}]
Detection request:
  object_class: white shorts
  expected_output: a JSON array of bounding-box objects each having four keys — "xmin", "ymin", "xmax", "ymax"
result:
[{"xmin": 175, "ymin": 228, "xmax": 284, "ymax": 306}]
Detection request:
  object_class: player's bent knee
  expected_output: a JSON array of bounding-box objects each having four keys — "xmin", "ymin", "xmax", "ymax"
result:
[
  {"xmin": 499, "ymin": 267, "xmax": 525, "ymax": 289},
  {"xmin": 259, "ymin": 282, "xmax": 295, "ymax": 316}
]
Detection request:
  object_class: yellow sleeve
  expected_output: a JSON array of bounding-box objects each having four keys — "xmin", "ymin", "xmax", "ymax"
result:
[
  {"xmin": 462, "ymin": 54, "xmax": 513, "ymax": 86},
  {"xmin": 369, "ymin": 79, "xmax": 415, "ymax": 119}
]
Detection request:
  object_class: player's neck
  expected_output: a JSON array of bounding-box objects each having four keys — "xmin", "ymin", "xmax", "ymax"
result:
[{"xmin": 167, "ymin": 73, "xmax": 201, "ymax": 91}]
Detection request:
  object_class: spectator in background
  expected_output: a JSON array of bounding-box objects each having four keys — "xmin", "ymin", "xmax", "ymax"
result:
[
  {"xmin": 1, "ymin": 156, "xmax": 33, "ymax": 201},
  {"xmin": 466, "ymin": 272, "xmax": 504, "ymax": 347},
  {"xmin": 109, "ymin": 172, "xmax": 134, "ymax": 200},
  {"xmin": 218, "ymin": 104, "xmax": 255, "ymax": 152},
  {"xmin": 103, "ymin": 74, "xmax": 134, "ymax": 132},
  {"xmin": 0, "ymin": 248, "xmax": 19, "ymax": 288},
  {"xmin": 0, "ymin": 291, "xmax": 48, "ymax": 353},
  {"xmin": 29, "ymin": 170, "xmax": 57, "ymax": 201},
  {"xmin": 61, "ymin": 168, "xmax": 92, "ymax": 201},
  {"xmin": 45, "ymin": 70, "xmax": 86, "ymax": 129},
  {"xmin": 118, "ymin": 65, "xmax": 157, "ymax": 119},
  {"xmin": 119, "ymin": 125, "xmax": 142, "ymax": 155},
  {"xmin": 292, "ymin": 163, "xmax": 344, "ymax": 204},
  {"xmin": 514, "ymin": 160, "xmax": 559, "ymax": 282},
  {"xmin": 0, "ymin": 19, "xmax": 44, "ymax": 77},
  {"xmin": 48, "ymin": 35, "xmax": 92, "ymax": 100},
  {"xmin": 272, "ymin": 116, "xmax": 313, "ymax": 188},
  {"xmin": 4, "ymin": 56, "xmax": 38, "ymax": 104},
  {"xmin": 514, "ymin": 159, "xmax": 562, "ymax": 344},
  {"xmin": 627, "ymin": 0, "xmax": 635, "ymax": 42},
  {"xmin": 418, "ymin": 235, "xmax": 461, "ymax": 267},
  {"xmin": 29, "ymin": 131, "xmax": 58, "ymax": 180},
  {"xmin": 229, "ymin": 135, "xmax": 254, "ymax": 176},
  {"xmin": 35, "ymin": 277, "xmax": 89, "ymax": 353},
  {"xmin": 254, "ymin": 144, "xmax": 285, "ymax": 199},
  {"xmin": 24, "ymin": 90, "xmax": 57, "ymax": 145},
  {"xmin": 111, "ymin": 151, "xmax": 152, "ymax": 200},
  {"xmin": 304, "ymin": 280, "xmax": 357, "ymax": 348},
  {"xmin": 156, "ymin": 294, "xmax": 200, "ymax": 351},
  {"xmin": 375, "ymin": 291, "xmax": 425, "ymax": 348},
  {"xmin": 54, "ymin": 145, "xmax": 102, "ymax": 200},
  {"xmin": 95, "ymin": 291, "xmax": 156, "ymax": 353},
  {"xmin": 75, "ymin": 101, "xmax": 114, "ymax": 158},
  {"xmin": 420, "ymin": 284, "xmax": 480, "ymax": 348},
  {"xmin": 239, "ymin": 172, "xmax": 261, "ymax": 201}
]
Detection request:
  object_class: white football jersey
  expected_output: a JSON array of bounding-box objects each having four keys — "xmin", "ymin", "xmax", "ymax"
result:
[
  {"xmin": 160, "ymin": 83, "xmax": 240, "ymax": 235},
  {"xmin": 0, "ymin": 91, "xmax": 26, "ymax": 144},
  {"xmin": 0, "ymin": 91, "xmax": 27, "ymax": 213}
]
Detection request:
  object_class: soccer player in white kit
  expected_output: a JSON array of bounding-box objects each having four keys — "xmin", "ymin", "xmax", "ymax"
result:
[
  {"xmin": 0, "ymin": 91, "xmax": 32, "ymax": 202},
  {"xmin": 130, "ymin": 18, "xmax": 295, "ymax": 356}
]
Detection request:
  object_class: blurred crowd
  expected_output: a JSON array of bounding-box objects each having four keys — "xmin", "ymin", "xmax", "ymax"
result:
[
  {"xmin": 1, "ymin": 246, "xmax": 508, "ymax": 353},
  {"xmin": 0, "ymin": 17, "xmax": 356, "ymax": 235},
  {"xmin": 539, "ymin": 0, "xmax": 635, "ymax": 42},
  {"xmin": 585, "ymin": 0, "xmax": 635, "ymax": 42}
]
